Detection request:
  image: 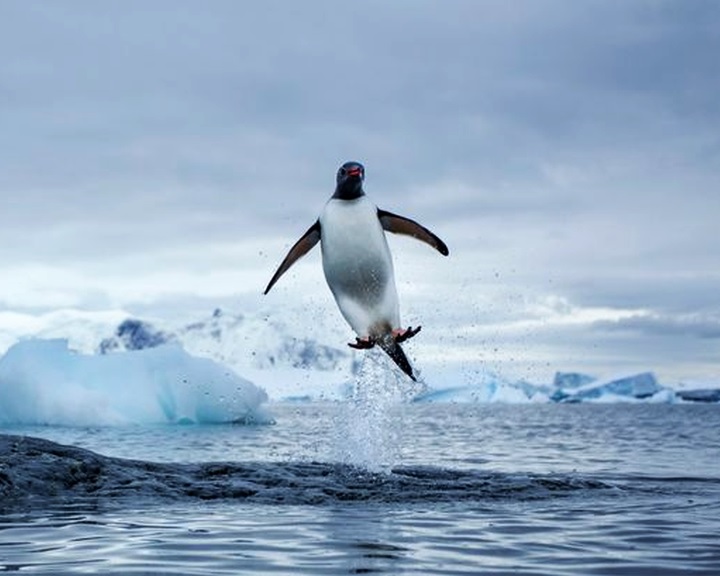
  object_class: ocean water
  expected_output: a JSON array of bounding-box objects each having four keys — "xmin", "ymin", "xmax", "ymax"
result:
[{"xmin": 2, "ymin": 400, "xmax": 720, "ymax": 574}]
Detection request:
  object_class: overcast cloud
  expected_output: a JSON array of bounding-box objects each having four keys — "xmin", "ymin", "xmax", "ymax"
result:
[{"xmin": 1, "ymin": 1, "xmax": 719, "ymax": 382}]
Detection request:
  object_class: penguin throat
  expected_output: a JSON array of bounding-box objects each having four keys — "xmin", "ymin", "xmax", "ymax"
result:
[{"xmin": 333, "ymin": 180, "xmax": 365, "ymax": 200}]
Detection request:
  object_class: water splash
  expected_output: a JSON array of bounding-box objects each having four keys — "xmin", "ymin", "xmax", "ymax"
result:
[{"xmin": 334, "ymin": 349, "xmax": 426, "ymax": 472}]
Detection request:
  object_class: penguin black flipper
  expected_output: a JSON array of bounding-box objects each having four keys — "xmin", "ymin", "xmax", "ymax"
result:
[
  {"xmin": 376, "ymin": 335, "xmax": 417, "ymax": 382},
  {"xmin": 377, "ymin": 209, "xmax": 450, "ymax": 256},
  {"xmin": 264, "ymin": 221, "xmax": 321, "ymax": 294}
]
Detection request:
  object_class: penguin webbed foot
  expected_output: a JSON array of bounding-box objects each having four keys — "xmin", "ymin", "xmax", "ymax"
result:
[
  {"xmin": 347, "ymin": 326, "xmax": 422, "ymax": 349},
  {"xmin": 393, "ymin": 325, "xmax": 422, "ymax": 344},
  {"xmin": 348, "ymin": 337, "xmax": 376, "ymax": 350}
]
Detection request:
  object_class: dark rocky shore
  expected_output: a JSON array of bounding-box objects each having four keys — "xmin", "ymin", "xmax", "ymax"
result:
[{"xmin": 0, "ymin": 434, "xmax": 610, "ymax": 511}]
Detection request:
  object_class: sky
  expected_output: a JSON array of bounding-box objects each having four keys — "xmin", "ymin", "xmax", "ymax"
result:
[{"xmin": 1, "ymin": 1, "xmax": 719, "ymax": 383}]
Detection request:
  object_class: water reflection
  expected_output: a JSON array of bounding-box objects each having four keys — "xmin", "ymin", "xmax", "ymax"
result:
[{"xmin": 326, "ymin": 506, "xmax": 412, "ymax": 575}]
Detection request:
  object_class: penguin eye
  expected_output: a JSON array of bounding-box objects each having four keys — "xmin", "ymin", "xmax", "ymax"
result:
[{"xmin": 339, "ymin": 168, "xmax": 347, "ymax": 176}]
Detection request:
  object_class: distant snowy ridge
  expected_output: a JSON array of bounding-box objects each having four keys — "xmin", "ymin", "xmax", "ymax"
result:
[
  {"xmin": 98, "ymin": 318, "xmax": 177, "ymax": 353},
  {"xmin": 0, "ymin": 308, "xmax": 130, "ymax": 356},
  {"xmin": 95, "ymin": 311, "xmax": 720, "ymax": 404},
  {"xmin": 0, "ymin": 308, "xmax": 718, "ymax": 404},
  {"xmin": 98, "ymin": 309, "xmax": 355, "ymax": 374}
]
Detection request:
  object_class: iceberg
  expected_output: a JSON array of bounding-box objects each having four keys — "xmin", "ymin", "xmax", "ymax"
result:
[
  {"xmin": 550, "ymin": 372, "xmax": 662, "ymax": 403},
  {"xmin": 414, "ymin": 369, "xmax": 542, "ymax": 404},
  {"xmin": 552, "ymin": 372, "xmax": 595, "ymax": 390},
  {"xmin": 0, "ymin": 339, "xmax": 270, "ymax": 426}
]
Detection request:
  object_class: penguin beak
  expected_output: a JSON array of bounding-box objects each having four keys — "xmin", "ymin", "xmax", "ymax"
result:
[{"xmin": 347, "ymin": 168, "xmax": 362, "ymax": 178}]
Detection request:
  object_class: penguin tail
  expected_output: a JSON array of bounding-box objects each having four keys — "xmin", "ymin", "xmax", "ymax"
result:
[{"xmin": 376, "ymin": 335, "xmax": 417, "ymax": 382}]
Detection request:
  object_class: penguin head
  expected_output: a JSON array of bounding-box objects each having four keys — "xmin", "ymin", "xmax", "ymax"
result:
[{"xmin": 333, "ymin": 161, "xmax": 365, "ymax": 200}]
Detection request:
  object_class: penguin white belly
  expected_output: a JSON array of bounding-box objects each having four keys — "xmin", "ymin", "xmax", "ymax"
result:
[{"xmin": 319, "ymin": 197, "xmax": 400, "ymax": 337}]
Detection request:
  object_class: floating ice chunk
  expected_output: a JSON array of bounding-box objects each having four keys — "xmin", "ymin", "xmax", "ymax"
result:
[
  {"xmin": 0, "ymin": 339, "xmax": 270, "ymax": 426},
  {"xmin": 670, "ymin": 379, "xmax": 720, "ymax": 402},
  {"xmin": 675, "ymin": 388, "xmax": 720, "ymax": 403}
]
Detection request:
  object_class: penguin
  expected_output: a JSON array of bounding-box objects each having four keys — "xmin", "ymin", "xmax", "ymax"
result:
[{"xmin": 264, "ymin": 161, "xmax": 449, "ymax": 381}]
